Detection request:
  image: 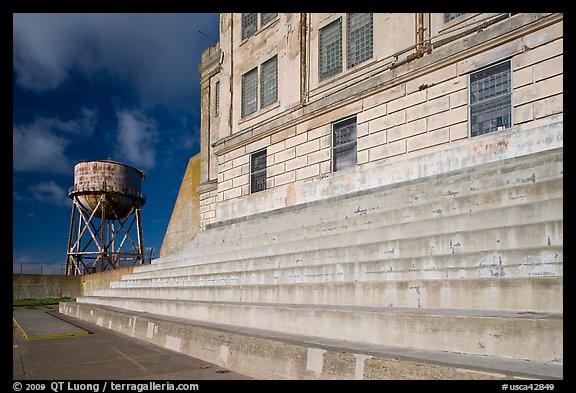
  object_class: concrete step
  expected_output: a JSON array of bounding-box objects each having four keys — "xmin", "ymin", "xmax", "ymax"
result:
[
  {"xmin": 113, "ymin": 246, "xmax": 563, "ymax": 288},
  {"xmin": 149, "ymin": 171, "xmax": 562, "ymax": 270},
  {"xmin": 59, "ymin": 302, "xmax": 563, "ymax": 380},
  {"xmin": 94, "ymin": 277, "xmax": 563, "ymax": 313},
  {"xmin": 116, "ymin": 220, "xmax": 563, "ymax": 290},
  {"xmin": 149, "ymin": 150, "xmax": 562, "ymax": 267},
  {"xmin": 134, "ymin": 202, "xmax": 562, "ymax": 276},
  {"xmin": 68, "ymin": 149, "xmax": 563, "ymax": 379},
  {"xmin": 189, "ymin": 149, "xmax": 563, "ymax": 248},
  {"xmin": 73, "ymin": 296, "xmax": 562, "ymax": 363}
]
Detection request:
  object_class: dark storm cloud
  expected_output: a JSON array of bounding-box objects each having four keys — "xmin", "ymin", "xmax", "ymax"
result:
[
  {"xmin": 13, "ymin": 13, "xmax": 219, "ymax": 109},
  {"xmin": 13, "ymin": 13, "xmax": 219, "ymax": 173}
]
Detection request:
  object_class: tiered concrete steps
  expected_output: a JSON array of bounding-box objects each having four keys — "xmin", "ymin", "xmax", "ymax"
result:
[{"xmin": 60, "ymin": 148, "xmax": 563, "ymax": 379}]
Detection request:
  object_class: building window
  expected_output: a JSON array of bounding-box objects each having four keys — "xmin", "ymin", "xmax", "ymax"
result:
[
  {"xmin": 332, "ymin": 116, "xmax": 357, "ymax": 171},
  {"xmin": 242, "ymin": 13, "xmax": 277, "ymax": 41},
  {"xmin": 242, "ymin": 68, "xmax": 258, "ymax": 117},
  {"xmin": 319, "ymin": 14, "xmax": 373, "ymax": 81},
  {"xmin": 214, "ymin": 80, "xmax": 220, "ymax": 117},
  {"xmin": 347, "ymin": 13, "xmax": 373, "ymax": 68},
  {"xmin": 260, "ymin": 56, "xmax": 278, "ymax": 109},
  {"xmin": 261, "ymin": 13, "xmax": 278, "ymax": 27},
  {"xmin": 444, "ymin": 13, "xmax": 466, "ymax": 23},
  {"xmin": 251, "ymin": 149, "xmax": 267, "ymax": 193},
  {"xmin": 469, "ymin": 61, "xmax": 512, "ymax": 137},
  {"xmin": 242, "ymin": 13, "xmax": 258, "ymax": 40},
  {"xmin": 241, "ymin": 56, "xmax": 278, "ymax": 118},
  {"xmin": 319, "ymin": 18, "xmax": 343, "ymax": 81}
]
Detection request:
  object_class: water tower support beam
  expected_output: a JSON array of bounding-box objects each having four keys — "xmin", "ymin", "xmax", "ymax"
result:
[{"xmin": 136, "ymin": 208, "xmax": 145, "ymax": 264}]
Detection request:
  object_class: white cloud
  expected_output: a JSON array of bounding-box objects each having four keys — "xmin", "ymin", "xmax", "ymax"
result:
[
  {"xmin": 13, "ymin": 124, "xmax": 71, "ymax": 174},
  {"xmin": 12, "ymin": 109, "xmax": 98, "ymax": 174},
  {"xmin": 28, "ymin": 180, "xmax": 72, "ymax": 207},
  {"xmin": 115, "ymin": 110, "xmax": 159, "ymax": 169}
]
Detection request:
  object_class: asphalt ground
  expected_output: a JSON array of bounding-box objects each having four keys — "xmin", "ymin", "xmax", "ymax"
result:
[{"xmin": 12, "ymin": 305, "xmax": 252, "ymax": 381}]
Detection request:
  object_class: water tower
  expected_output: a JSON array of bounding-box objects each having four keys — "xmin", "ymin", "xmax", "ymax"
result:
[{"xmin": 65, "ymin": 159, "xmax": 146, "ymax": 275}]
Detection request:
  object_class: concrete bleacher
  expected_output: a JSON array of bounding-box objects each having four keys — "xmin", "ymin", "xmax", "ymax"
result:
[{"xmin": 60, "ymin": 147, "xmax": 563, "ymax": 380}]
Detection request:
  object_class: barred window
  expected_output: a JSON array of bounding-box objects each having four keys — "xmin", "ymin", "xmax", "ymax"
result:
[
  {"xmin": 444, "ymin": 13, "xmax": 466, "ymax": 23},
  {"xmin": 347, "ymin": 13, "xmax": 373, "ymax": 68},
  {"xmin": 332, "ymin": 116, "xmax": 357, "ymax": 171},
  {"xmin": 469, "ymin": 61, "xmax": 512, "ymax": 137},
  {"xmin": 251, "ymin": 149, "xmax": 267, "ymax": 193},
  {"xmin": 242, "ymin": 68, "xmax": 258, "ymax": 117},
  {"xmin": 260, "ymin": 56, "xmax": 278, "ymax": 109},
  {"xmin": 214, "ymin": 80, "xmax": 220, "ymax": 117},
  {"xmin": 261, "ymin": 13, "xmax": 278, "ymax": 27},
  {"xmin": 242, "ymin": 13, "xmax": 258, "ymax": 40},
  {"xmin": 319, "ymin": 18, "xmax": 343, "ymax": 81}
]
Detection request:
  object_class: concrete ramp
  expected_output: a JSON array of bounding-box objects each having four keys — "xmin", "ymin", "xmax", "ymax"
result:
[{"xmin": 13, "ymin": 308, "xmax": 89, "ymax": 339}]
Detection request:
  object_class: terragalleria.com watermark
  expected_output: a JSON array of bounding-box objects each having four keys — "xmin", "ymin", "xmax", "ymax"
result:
[{"xmin": 13, "ymin": 382, "xmax": 199, "ymax": 393}]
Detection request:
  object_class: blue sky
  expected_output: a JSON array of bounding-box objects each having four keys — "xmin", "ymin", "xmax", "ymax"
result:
[{"xmin": 12, "ymin": 13, "xmax": 220, "ymax": 273}]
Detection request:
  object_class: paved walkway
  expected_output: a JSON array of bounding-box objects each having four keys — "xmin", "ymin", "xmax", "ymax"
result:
[{"xmin": 13, "ymin": 306, "xmax": 252, "ymax": 380}]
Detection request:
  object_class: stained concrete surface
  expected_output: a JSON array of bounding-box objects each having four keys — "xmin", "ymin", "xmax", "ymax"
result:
[{"xmin": 12, "ymin": 306, "xmax": 252, "ymax": 380}]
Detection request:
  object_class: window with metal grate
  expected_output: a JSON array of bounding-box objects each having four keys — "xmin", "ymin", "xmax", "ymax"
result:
[
  {"xmin": 319, "ymin": 18, "xmax": 343, "ymax": 81},
  {"xmin": 260, "ymin": 56, "xmax": 278, "ymax": 109},
  {"xmin": 242, "ymin": 13, "xmax": 258, "ymax": 40},
  {"xmin": 214, "ymin": 80, "xmax": 220, "ymax": 117},
  {"xmin": 444, "ymin": 13, "xmax": 466, "ymax": 23},
  {"xmin": 332, "ymin": 116, "xmax": 357, "ymax": 171},
  {"xmin": 469, "ymin": 60, "xmax": 512, "ymax": 137},
  {"xmin": 261, "ymin": 13, "xmax": 278, "ymax": 27},
  {"xmin": 242, "ymin": 68, "xmax": 258, "ymax": 117},
  {"xmin": 347, "ymin": 13, "xmax": 373, "ymax": 68},
  {"xmin": 251, "ymin": 149, "xmax": 267, "ymax": 193}
]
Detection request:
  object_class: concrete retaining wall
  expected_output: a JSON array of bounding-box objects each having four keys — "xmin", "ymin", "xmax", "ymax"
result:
[
  {"xmin": 160, "ymin": 155, "xmax": 201, "ymax": 257},
  {"xmin": 60, "ymin": 301, "xmax": 562, "ymax": 380},
  {"xmin": 13, "ymin": 266, "xmax": 135, "ymax": 300},
  {"xmin": 13, "ymin": 274, "xmax": 82, "ymax": 300}
]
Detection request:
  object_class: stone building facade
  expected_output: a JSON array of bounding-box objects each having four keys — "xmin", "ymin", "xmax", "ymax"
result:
[{"xmin": 197, "ymin": 13, "xmax": 563, "ymax": 229}]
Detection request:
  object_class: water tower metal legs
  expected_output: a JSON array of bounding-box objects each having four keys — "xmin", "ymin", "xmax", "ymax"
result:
[{"xmin": 65, "ymin": 194, "xmax": 145, "ymax": 275}]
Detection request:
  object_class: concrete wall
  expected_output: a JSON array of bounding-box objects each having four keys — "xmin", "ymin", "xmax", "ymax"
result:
[
  {"xmin": 160, "ymin": 155, "xmax": 201, "ymax": 256},
  {"xmin": 13, "ymin": 274, "xmax": 82, "ymax": 300},
  {"xmin": 197, "ymin": 13, "xmax": 562, "ymax": 226},
  {"xmin": 80, "ymin": 266, "xmax": 135, "ymax": 296},
  {"xmin": 13, "ymin": 266, "xmax": 135, "ymax": 299}
]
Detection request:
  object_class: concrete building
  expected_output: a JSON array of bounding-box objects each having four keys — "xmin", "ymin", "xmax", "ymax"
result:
[{"xmin": 61, "ymin": 13, "xmax": 563, "ymax": 380}]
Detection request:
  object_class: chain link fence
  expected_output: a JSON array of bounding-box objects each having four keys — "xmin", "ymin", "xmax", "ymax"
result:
[{"xmin": 13, "ymin": 262, "xmax": 67, "ymax": 275}]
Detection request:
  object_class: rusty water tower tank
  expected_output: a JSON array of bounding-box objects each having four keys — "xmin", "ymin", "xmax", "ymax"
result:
[
  {"xmin": 69, "ymin": 159, "xmax": 146, "ymax": 219},
  {"xmin": 65, "ymin": 159, "xmax": 147, "ymax": 275}
]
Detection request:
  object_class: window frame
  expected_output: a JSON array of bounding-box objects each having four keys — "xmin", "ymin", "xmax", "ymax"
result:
[
  {"xmin": 319, "ymin": 17, "xmax": 343, "ymax": 81},
  {"xmin": 346, "ymin": 13, "xmax": 374, "ymax": 69},
  {"xmin": 443, "ymin": 13, "xmax": 466, "ymax": 24},
  {"xmin": 260, "ymin": 55, "xmax": 278, "ymax": 110},
  {"xmin": 242, "ymin": 13, "xmax": 278, "ymax": 41},
  {"xmin": 250, "ymin": 148, "xmax": 268, "ymax": 194},
  {"xmin": 468, "ymin": 59, "xmax": 513, "ymax": 138},
  {"xmin": 331, "ymin": 115, "xmax": 358, "ymax": 172},
  {"xmin": 241, "ymin": 13, "xmax": 258, "ymax": 41},
  {"xmin": 319, "ymin": 14, "xmax": 374, "ymax": 82},
  {"xmin": 214, "ymin": 80, "xmax": 220, "ymax": 117},
  {"xmin": 241, "ymin": 67, "xmax": 258, "ymax": 118},
  {"xmin": 241, "ymin": 56, "xmax": 279, "ymax": 119},
  {"xmin": 260, "ymin": 13, "xmax": 278, "ymax": 27}
]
